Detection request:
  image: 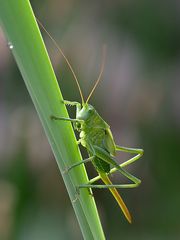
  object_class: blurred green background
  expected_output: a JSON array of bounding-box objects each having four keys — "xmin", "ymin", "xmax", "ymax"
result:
[{"xmin": 0, "ymin": 1, "xmax": 180, "ymax": 239}]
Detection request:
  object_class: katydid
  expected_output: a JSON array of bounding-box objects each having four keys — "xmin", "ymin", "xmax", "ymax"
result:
[{"xmin": 37, "ymin": 19, "xmax": 144, "ymax": 223}]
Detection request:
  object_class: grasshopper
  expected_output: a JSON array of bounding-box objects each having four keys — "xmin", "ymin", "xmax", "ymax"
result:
[{"xmin": 37, "ymin": 19, "xmax": 143, "ymax": 223}]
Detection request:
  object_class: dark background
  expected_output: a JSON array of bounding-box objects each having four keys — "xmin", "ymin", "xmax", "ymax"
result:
[{"xmin": 0, "ymin": 1, "xmax": 180, "ymax": 239}]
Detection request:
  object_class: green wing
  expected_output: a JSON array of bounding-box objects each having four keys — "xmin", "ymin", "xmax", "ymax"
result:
[{"xmin": 104, "ymin": 128, "xmax": 116, "ymax": 156}]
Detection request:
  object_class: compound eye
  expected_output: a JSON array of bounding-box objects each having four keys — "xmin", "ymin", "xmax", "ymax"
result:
[{"xmin": 88, "ymin": 109, "xmax": 93, "ymax": 113}]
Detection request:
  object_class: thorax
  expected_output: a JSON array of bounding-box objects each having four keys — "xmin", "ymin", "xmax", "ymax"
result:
[{"xmin": 79, "ymin": 116, "xmax": 107, "ymax": 147}]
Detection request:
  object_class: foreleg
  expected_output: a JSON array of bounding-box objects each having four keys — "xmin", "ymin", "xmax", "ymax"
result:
[
  {"xmin": 63, "ymin": 100, "xmax": 81, "ymax": 115},
  {"xmin": 51, "ymin": 115, "xmax": 83, "ymax": 124}
]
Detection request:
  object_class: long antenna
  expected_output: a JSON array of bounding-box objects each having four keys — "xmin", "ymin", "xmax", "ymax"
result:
[
  {"xmin": 36, "ymin": 17, "xmax": 85, "ymax": 104},
  {"xmin": 86, "ymin": 45, "xmax": 106, "ymax": 103}
]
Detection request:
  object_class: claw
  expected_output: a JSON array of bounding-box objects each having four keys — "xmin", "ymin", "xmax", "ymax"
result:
[
  {"xmin": 72, "ymin": 193, "xmax": 79, "ymax": 203},
  {"xmin": 75, "ymin": 186, "xmax": 94, "ymax": 197},
  {"xmin": 62, "ymin": 167, "xmax": 69, "ymax": 174},
  {"xmin": 72, "ymin": 187, "xmax": 80, "ymax": 203},
  {"xmin": 76, "ymin": 186, "xmax": 80, "ymax": 195}
]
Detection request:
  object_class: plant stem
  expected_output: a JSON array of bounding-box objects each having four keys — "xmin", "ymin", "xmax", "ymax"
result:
[{"xmin": 0, "ymin": 1, "xmax": 105, "ymax": 239}]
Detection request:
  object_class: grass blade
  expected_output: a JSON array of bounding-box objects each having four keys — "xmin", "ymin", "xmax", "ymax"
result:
[{"xmin": 0, "ymin": 1, "xmax": 105, "ymax": 239}]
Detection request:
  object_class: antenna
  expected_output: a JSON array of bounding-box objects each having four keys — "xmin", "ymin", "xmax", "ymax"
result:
[
  {"xmin": 36, "ymin": 17, "xmax": 85, "ymax": 104},
  {"xmin": 86, "ymin": 45, "xmax": 106, "ymax": 103}
]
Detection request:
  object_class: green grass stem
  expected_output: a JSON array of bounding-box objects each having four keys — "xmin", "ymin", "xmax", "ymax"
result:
[{"xmin": 0, "ymin": 1, "xmax": 105, "ymax": 239}]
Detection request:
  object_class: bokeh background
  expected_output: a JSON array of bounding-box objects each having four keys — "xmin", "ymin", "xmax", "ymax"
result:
[{"xmin": 0, "ymin": 1, "xmax": 180, "ymax": 239}]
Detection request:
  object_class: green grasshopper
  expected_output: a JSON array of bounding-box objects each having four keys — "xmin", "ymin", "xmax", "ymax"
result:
[{"xmin": 37, "ymin": 19, "xmax": 144, "ymax": 223}]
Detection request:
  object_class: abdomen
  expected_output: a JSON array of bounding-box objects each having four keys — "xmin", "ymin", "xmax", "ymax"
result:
[
  {"xmin": 82, "ymin": 127, "xmax": 111, "ymax": 173},
  {"xmin": 92, "ymin": 156, "xmax": 110, "ymax": 173}
]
